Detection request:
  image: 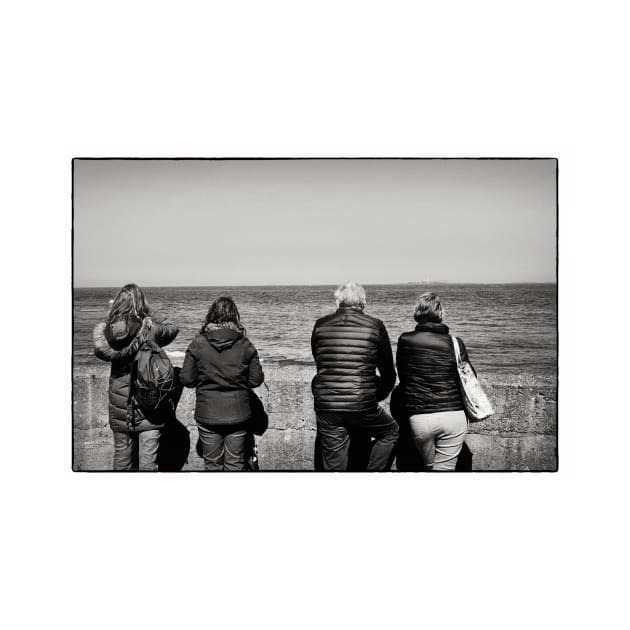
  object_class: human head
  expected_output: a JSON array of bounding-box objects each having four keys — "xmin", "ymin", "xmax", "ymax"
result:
[
  {"xmin": 413, "ymin": 291, "xmax": 444, "ymax": 324},
  {"xmin": 334, "ymin": 282, "xmax": 366, "ymax": 310},
  {"xmin": 204, "ymin": 296, "xmax": 242, "ymax": 328},
  {"xmin": 108, "ymin": 283, "xmax": 150, "ymax": 322}
]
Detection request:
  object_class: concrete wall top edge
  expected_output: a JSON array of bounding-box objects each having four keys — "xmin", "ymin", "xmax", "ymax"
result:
[{"xmin": 74, "ymin": 362, "xmax": 556, "ymax": 389}]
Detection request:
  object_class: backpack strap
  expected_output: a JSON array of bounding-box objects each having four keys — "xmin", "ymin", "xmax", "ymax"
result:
[
  {"xmin": 125, "ymin": 318, "xmax": 151, "ymax": 428},
  {"xmin": 126, "ymin": 355, "xmax": 138, "ymax": 428}
]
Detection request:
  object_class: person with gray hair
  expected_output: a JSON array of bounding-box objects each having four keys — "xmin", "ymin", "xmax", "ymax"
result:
[
  {"xmin": 310, "ymin": 282, "xmax": 398, "ymax": 471},
  {"xmin": 392, "ymin": 291, "xmax": 476, "ymax": 471}
]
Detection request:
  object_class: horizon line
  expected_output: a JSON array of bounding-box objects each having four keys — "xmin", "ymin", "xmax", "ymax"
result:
[{"xmin": 74, "ymin": 280, "xmax": 558, "ymax": 289}]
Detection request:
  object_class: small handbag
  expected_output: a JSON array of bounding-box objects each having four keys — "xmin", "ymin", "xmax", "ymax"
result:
[
  {"xmin": 451, "ymin": 335, "xmax": 494, "ymax": 422},
  {"xmin": 248, "ymin": 389, "xmax": 269, "ymax": 436}
]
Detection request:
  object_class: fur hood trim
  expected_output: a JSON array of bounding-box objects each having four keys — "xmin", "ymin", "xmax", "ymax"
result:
[
  {"xmin": 204, "ymin": 321, "xmax": 245, "ymax": 334},
  {"xmin": 93, "ymin": 318, "xmax": 151, "ymax": 362}
]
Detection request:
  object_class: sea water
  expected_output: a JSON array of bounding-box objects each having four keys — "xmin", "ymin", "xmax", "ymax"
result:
[{"xmin": 73, "ymin": 284, "xmax": 557, "ymax": 379}]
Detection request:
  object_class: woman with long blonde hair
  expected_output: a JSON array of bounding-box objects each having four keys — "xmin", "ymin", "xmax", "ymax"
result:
[{"xmin": 93, "ymin": 283, "xmax": 179, "ymax": 471}]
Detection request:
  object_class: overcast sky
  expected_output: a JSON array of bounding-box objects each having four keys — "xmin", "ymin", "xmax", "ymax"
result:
[{"xmin": 73, "ymin": 159, "xmax": 556, "ymax": 287}]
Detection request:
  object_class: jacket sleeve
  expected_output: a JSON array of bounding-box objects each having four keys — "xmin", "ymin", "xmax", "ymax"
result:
[
  {"xmin": 395, "ymin": 336, "xmax": 405, "ymax": 382},
  {"xmin": 93, "ymin": 346, "xmax": 112, "ymax": 362},
  {"xmin": 179, "ymin": 343, "xmax": 199, "ymax": 388},
  {"xmin": 310, "ymin": 324, "xmax": 317, "ymax": 361},
  {"xmin": 151, "ymin": 315, "xmax": 179, "ymax": 347},
  {"xmin": 93, "ymin": 323, "xmax": 113, "ymax": 362},
  {"xmin": 376, "ymin": 322, "xmax": 396, "ymax": 401},
  {"xmin": 245, "ymin": 340, "xmax": 265, "ymax": 389}
]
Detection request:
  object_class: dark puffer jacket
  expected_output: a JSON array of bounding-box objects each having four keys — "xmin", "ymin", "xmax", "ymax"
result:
[
  {"xmin": 179, "ymin": 324, "xmax": 264, "ymax": 426},
  {"xmin": 311, "ymin": 307, "xmax": 396, "ymax": 413},
  {"xmin": 93, "ymin": 315, "xmax": 179, "ymax": 433},
  {"xmin": 394, "ymin": 322, "xmax": 475, "ymax": 416}
]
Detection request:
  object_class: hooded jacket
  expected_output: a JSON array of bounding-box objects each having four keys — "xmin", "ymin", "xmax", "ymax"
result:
[
  {"xmin": 179, "ymin": 324, "xmax": 264, "ymax": 426},
  {"xmin": 310, "ymin": 307, "xmax": 396, "ymax": 414},
  {"xmin": 394, "ymin": 322, "xmax": 474, "ymax": 416},
  {"xmin": 93, "ymin": 315, "xmax": 179, "ymax": 432}
]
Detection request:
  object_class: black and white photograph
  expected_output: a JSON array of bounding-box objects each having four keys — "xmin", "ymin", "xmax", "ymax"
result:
[
  {"xmin": 7, "ymin": 2, "xmax": 628, "ymax": 628},
  {"xmin": 73, "ymin": 158, "xmax": 557, "ymax": 472}
]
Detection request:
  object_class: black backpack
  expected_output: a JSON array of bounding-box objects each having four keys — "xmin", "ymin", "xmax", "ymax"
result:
[{"xmin": 127, "ymin": 340, "xmax": 176, "ymax": 423}]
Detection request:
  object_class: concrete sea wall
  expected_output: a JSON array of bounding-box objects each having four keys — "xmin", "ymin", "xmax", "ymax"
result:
[{"xmin": 73, "ymin": 361, "xmax": 557, "ymax": 472}]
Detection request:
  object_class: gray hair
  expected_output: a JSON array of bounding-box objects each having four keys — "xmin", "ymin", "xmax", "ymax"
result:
[
  {"xmin": 334, "ymin": 282, "xmax": 367, "ymax": 310},
  {"xmin": 413, "ymin": 292, "xmax": 444, "ymax": 324}
]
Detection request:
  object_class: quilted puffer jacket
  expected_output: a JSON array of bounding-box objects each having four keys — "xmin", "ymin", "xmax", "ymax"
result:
[
  {"xmin": 179, "ymin": 323, "xmax": 264, "ymax": 426},
  {"xmin": 93, "ymin": 314, "xmax": 179, "ymax": 432},
  {"xmin": 310, "ymin": 307, "xmax": 396, "ymax": 413},
  {"xmin": 394, "ymin": 322, "xmax": 475, "ymax": 416}
]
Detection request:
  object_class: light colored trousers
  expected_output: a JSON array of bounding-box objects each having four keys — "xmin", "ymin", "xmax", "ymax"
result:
[
  {"xmin": 113, "ymin": 429, "xmax": 161, "ymax": 471},
  {"xmin": 197, "ymin": 424, "xmax": 247, "ymax": 471},
  {"xmin": 409, "ymin": 410, "xmax": 468, "ymax": 471}
]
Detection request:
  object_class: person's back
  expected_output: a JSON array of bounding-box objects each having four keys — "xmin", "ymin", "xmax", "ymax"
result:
[
  {"xmin": 95, "ymin": 313, "xmax": 179, "ymax": 428},
  {"xmin": 311, "ymin": 307, "xmax": 391, "ymax": 413},
  {"xmin": 181, "ymin": 323, "xmax": 263, "ymax": 425},
  {"xmin": 93, "ymin": 283, "xmax": 179, "ymax": 471},
  {"xmin": 180, "ymin": 297, "xmax": 264, "ymax": 471},
  {"xmin": 393, "ymin": 292, "xmax": 473, "ymax": 472},
  {"xmin": 311, "ymin": 282, "xmax": 398, "ymax": 471},
  {"xmin": 396, "ymin": 323, "xmax": 467, "ymax": 415}
]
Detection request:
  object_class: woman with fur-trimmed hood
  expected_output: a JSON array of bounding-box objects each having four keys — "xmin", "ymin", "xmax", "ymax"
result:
[
  {"xmin": 93, "ymin": 283, "xmax": 179, "ymax": 471},
  {"xmin": 180, "ymin": 296, "xmax": 264, "ymax": 471}
]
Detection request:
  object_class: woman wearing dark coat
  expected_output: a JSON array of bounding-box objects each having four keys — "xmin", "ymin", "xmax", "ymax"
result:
[
  {"xmin": 392, "ymin": 292, "xmax": 475, "ymax": 471},
  {"xmin": 180, "ymin": 297, "xmax": 264, "ymax": 471},
  {"xmin": 93, "ymin": 283, "xmax": 179, "ymax": 471}
]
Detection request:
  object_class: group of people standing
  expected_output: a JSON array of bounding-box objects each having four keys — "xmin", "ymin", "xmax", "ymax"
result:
[
  {"xmin": 93, "ymin": 281, "xmax": 477, "ymax": 472},
  {"xmin": 94, "ymin": 286, "xmax": 262, "ymax": 471}
]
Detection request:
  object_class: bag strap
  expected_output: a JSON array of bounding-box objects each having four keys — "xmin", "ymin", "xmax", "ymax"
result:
[
  {"xmin": 125, "ymin": 318, "xmax": 153, "ymax": 427},
  {"xmin": 126, "ymin": 352, "xmax": 139, "ymax": 427},
  {"xmin": 451, "ymin": 334, "xmax": 461, "ymax": 364},
  {"xmin": 127, "ymin": 360, "xmax": 136, "ymax": 404}
]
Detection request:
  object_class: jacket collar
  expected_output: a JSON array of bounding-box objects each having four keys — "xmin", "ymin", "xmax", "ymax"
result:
[
  {"xmin": 415, "ymin": 321, "xmax": 450, "ymax": 335},
  {"xmin": 203, "ymin": 322, "xmax": 245, "ymax": 340}
]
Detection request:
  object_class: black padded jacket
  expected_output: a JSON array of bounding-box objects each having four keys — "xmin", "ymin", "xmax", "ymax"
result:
[
  {"xmin": 311, "ymin": 307, "xmax": 396, "ymax": 413},
  {"xmin": 93, "ymin": 314, "xmax": 179, "ymax": 432},
  {"xmin": 395, "ymin": 322, "xmax": 475, "ymax": 416}
]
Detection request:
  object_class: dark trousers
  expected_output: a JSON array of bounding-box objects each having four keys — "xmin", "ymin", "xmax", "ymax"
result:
[
  {"xmin": 316, "ymin": 407, "xmax": 399, "ymax": 471},
  {"xmin": 314, "ymin": 431, "xmax": 375, "ymax": 471},
  {"xmin": 197, "ymin": 423, "xmax": 247, "ymax": 471}
]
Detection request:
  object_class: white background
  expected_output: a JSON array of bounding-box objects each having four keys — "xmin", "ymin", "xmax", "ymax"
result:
[{"xmin": 1, "ymin": 1, "xmax": 628, "ymax": 629}]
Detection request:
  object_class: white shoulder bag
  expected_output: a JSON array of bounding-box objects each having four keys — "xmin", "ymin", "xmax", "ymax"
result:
[{"xmin": 451, "ymin": 335, "xmax": 494, "ymax": 422}]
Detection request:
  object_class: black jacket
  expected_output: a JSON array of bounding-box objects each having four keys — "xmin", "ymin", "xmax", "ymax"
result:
[
  {"xmin": 394, "ymin": 322, "xmax": 474, "ymax": 416},
  {"xmin": 180, "ymin": 325, "xmax": 264, "ymax": 426},
  {"xmin": 93, "ymin": 315, "xmax": 179, "ymax": 432},
  {"xmin": 311, "ymin": 307, "xmax": 396, "ymax": 413}
]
